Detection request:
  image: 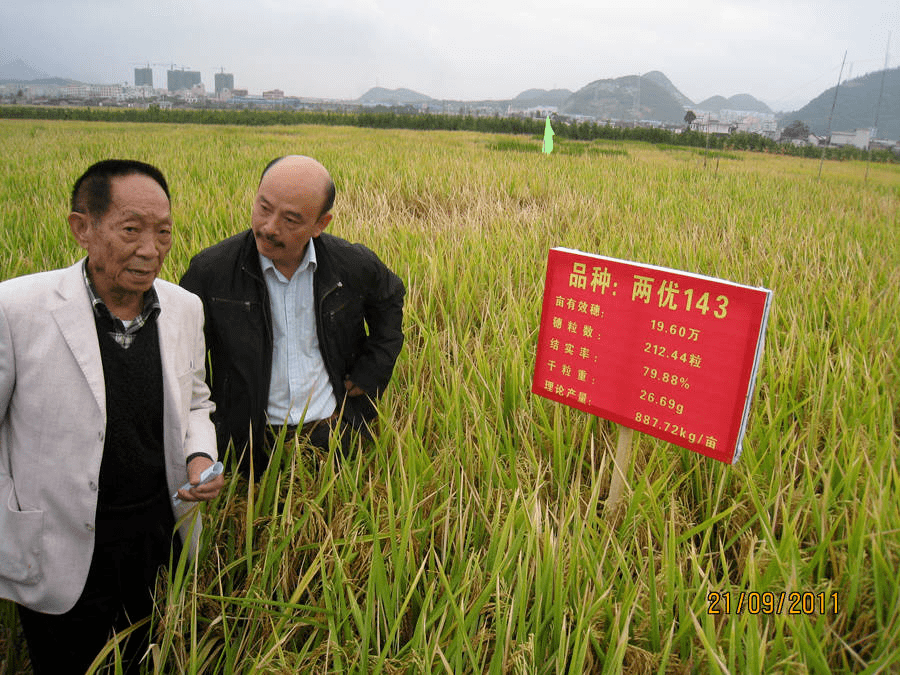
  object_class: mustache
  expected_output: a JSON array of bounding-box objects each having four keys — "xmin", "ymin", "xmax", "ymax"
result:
[{"xmin": 255, "ymin": 232, "xmax": 285, "ymax": 248}]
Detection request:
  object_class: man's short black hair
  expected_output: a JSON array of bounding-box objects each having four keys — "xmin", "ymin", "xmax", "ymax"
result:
[
  {"xmin": 71, "ymin": 159, "xmax": 170, "ymax": 217},
  {"xmin": 260, "ymin": 156, "xmax": 335, "ymax": 218}
]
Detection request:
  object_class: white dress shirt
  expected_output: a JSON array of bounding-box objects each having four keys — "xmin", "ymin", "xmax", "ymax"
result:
[{"xmin": 260, "ymin": 240, "xmax": 337, "ymax": 425}]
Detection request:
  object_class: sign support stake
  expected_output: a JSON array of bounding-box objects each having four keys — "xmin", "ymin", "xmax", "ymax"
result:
[{"xmin": 606, "ymin": 424, "xmax": 634, "ymax": 519}]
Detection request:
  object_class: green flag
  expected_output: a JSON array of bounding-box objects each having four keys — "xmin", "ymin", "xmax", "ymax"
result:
[{"xmin": 542, "ymin": 116, "xmax": 555, "ymax": 154}]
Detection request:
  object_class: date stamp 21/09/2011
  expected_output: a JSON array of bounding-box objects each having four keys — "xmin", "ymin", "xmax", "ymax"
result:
[{"xmin": 707, "ymin": 591, "xmax": 838, "ymax": 616}]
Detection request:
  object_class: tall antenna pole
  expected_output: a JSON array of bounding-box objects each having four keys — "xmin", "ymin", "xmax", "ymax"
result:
[
  {"xmin": 819, "ymin": 51, "xmax": 847, "ymax": 180},
  {"xmin": 633, "ymin": 73, "xmax": 641, "ymax": 124},
  {"xmin": 865, "ymin": 33, "xmax": 891, "ymax": 183}
]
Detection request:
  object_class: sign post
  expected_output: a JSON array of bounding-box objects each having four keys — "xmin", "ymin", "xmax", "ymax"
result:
[
  {"xmin": 606, "ymin": 426, "xmax": 634, "ymax": 518},
  {"xmin": 532, "ymin": 248, "xmax": 773, "ymax": 508}
]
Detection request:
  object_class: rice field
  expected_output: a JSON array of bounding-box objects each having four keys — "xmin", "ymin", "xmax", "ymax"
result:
[{"xmin": 0, "ymin": 118, "xmax": 898, "ymax": 673}]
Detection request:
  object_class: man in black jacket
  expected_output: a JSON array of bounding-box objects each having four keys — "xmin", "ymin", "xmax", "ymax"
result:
[{"xmin": 180, "ymin": 155, "xmax": 404, "ymax": 475}]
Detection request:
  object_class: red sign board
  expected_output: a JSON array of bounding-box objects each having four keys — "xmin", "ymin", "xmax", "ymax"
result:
[{"xmin": 531, "ymin": 248, "xmax": 772, "ymax": 464}]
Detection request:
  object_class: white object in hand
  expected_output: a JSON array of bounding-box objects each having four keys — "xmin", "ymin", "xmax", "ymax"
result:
[{"xmin": 172, "ymin": 461, "xmax": 223, "ymax": 505}]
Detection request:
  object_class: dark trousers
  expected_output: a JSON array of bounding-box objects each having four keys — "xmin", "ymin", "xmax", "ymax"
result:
[
  {"xmin": 305, "ymin": 416, "xmax": 352, "ymax": 456},
  {"xmin": 17, "ymin": 493, "xmax": 179, "ymax": 675},
  {"xmin": 245, "ymin": 416, "xmax": 354, "ymax": 478}
]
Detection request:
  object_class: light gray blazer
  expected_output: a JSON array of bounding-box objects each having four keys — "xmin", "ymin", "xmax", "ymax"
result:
[{"xmin": 0, "ymin": 259, "xmax": 217, "ymax": 614}]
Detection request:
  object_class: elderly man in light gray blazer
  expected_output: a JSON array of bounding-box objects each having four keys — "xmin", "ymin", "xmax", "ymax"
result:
[{"xmin": 0, "ymin": 159, "xmax": 223, "ymax": 674}]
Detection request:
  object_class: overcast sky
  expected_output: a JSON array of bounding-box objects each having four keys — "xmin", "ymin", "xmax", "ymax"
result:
[{"xmin": 2, "ymin": 0, "xmax": 898, "ymax": 111}]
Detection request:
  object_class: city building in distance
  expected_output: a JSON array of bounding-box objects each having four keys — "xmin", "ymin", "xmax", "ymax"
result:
[
  {"xmin": 134, "ymin": 67, "xmax": 153, "ymax": 87},
  {"xmin": 215, "ymin": 72, "xmax": 234, "ymax": 95},
  {"xmin": 167, "ymin": 68, "xmax": 201, "ymax": 92}
]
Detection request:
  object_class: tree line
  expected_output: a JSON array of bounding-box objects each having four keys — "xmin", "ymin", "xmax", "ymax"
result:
[{"xmin": 1, "ymin": 104, "xmax": 896, "ymax": 163}]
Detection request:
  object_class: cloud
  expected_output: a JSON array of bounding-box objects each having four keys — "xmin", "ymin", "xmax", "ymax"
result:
[{"xmin": 1, "ymin": 0, "xmax": 897, "ymax": 109}]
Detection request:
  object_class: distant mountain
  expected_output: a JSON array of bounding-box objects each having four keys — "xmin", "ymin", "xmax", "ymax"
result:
[
  {"xmin": 560, "ymin": 74, "xmax": 688, "ymax": 124},
  {"xmin": 357, "ymin": 87, "xmax": 433, "ymax": 105},
  {"xmin": 0, "ymin": 76, "xmax": 81, "ymax": 87},
  {"xmin": 787, "ymin": 68, "xmax": 900, "ymax": 140},
  {"xmin": 510, "ymin": 88, "xmax": 573, "ymax": 107},
  {"xmin": 6, "ymin": 49, "xmax": 899, "ymax": 140},
  {"xmin": 695, "ymin": 94, "xmax": 772, "ymax": 114},
  {"xmin": 0, "ymin": 57, "xmax": 49, "ymax": 81},
  {"xmin": 642, "ymin": 71, "xmax": 693, "ymax": 108}
]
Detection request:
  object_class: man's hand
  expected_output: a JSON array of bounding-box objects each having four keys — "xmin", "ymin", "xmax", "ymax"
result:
[
  {"xmin": 177, "ymin": 455, "xmax": 225, "ymax": 503},
  {"xmin": 344, "ymin": 378, "xmax": 365, "ymax": 397}
]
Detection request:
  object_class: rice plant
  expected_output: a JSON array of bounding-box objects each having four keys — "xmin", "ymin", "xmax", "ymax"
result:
[{"xmin": 0, "ymin": 119, "xmax": 897, "ymax": 673}]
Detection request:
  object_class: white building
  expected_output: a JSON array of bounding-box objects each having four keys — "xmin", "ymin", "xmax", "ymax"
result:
[
  {"xmin": 60, "ymin": 84, "xmax": 123, "ymax": 100},
  {"xmin": 722, "ymin": 109, "xmax": 777, "ymax": 135},
  {"xmin": 690, "ymin": 113, "xmax": 733, "ymax": 135},
  {"xmin": 830, "ymin": 129, "xmax": 872, "ymax": 150},
  {"xmin": 695, "ymin": 109, "xmax": 777, "ymax": 135}
]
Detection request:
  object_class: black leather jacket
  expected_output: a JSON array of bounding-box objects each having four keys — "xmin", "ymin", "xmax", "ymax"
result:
[{"xmin": 180, "ymin": 229, "xmax": 405, "ymax": 458}]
